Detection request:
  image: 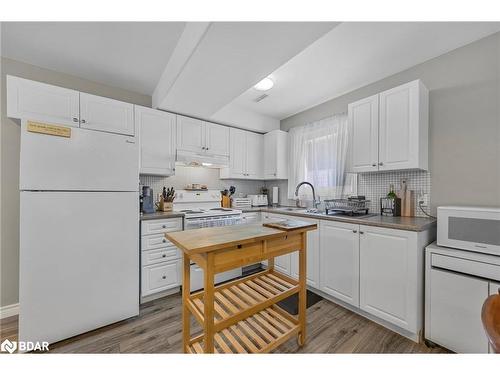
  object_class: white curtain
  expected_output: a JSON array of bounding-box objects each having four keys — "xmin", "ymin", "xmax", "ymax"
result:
[{"xmin": 287, "ymin": 113, "xmax": 350, "ymax": 200}]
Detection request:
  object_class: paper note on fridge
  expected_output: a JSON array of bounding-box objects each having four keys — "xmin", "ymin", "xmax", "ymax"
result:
[{"xmin": 27, "ymin": 120, "xmax": 71, "ymax": 138}]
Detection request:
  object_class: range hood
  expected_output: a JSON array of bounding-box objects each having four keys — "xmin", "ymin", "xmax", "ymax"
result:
[{"xmin": 176, "ymin": 150, "xmax": 229, "ymax": 168}]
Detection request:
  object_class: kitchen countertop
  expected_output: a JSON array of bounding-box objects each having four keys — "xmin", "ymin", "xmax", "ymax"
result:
[
  {"xmin": 244, "ymin": 206, "xmax": 436, "ymax": 232},
  {"xmin": 140, "ymin": 211, "xmax": 185, "ymax": 221}
]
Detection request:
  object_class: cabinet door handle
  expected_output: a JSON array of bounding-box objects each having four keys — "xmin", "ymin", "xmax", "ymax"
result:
[
  {"xmin": 353, "ymin": 229, "xmax": 357, "ymax": 233},
  {"xmin": 372, "ymin": 163, "xmax": 377, "ymax": 167},
  {"xmin": 206, "ymin": 147, "xmax": 209, "ymax": 151},
  {"xmin": 73, "ymin": 117, "xmax": 79, "ymax": 122},
  {"xmin": 162, "ymin": 276, "xmax": 166, "ymax": 279},
  {"xmin": 162, "ymin": 254, "xmax": 166, "ymax": 258},
  {"xmin": 378, "ymin": 162, "xmax": 383, "ymax": 166},
  {"xmin": 162, "ymin": 239, "xmax": 166, "ymax": 243},
  {"xmin": 162, "ymin": 225, "xmax": 166, "ymax": 228},
  {"xmin": 359, "ymin": 231, "xmax": 364, "ymax": 234},
  {"xmin": 81, "ymin": 119, "xmax": 86, "ymax": 124}
]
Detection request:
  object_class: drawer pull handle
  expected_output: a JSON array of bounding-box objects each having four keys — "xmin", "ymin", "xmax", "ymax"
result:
[
  {"xmin": 162, "ymin": 225, "xmax": 166, "ymax": 229},
  {"xmin": 162, "ymin": 276, "xmax": 166, "ymax": 279},
  {"xmin": 359, "ymin": 231, "xmax": 364, "ymax": 234},
  {"xmin": 162, "ymin": 254, "xmax": 166, "ymax": 258},
  {"xmin": 162, "ymin": 239, "xmax": 166, "ymax": 243},
  {"xmin": 353, "ymin": 230, "xmax": 357, "ymax": 233}
]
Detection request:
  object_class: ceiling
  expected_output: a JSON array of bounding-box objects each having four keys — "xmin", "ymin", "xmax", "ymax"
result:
[
  {"xmin": 2, "ymin": 22, "xmax": 500, "ymax": 132},
  {"xmin": 225, "ymin": 22, "xmax": 500, "ymax": 121},
  {"xmin": 1, "ymin": 22, "xmax": 186, "ymax": 94}
]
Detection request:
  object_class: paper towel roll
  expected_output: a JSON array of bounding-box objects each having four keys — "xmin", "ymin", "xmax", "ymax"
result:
[{"xmin": 272, "ymin": 186, "xmax": 279, "ymax": 205}]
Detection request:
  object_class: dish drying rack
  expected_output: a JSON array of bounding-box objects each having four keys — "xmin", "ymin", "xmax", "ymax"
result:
[{"xmin": 324, "ymin": 197, "xmax": 371, "ymax": 216}]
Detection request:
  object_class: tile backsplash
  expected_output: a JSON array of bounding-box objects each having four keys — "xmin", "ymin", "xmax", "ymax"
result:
[
  {"xmin": 140, "ymin": 166, "xmax": 265, "ymax": 201},
  {"xmin": 357, "ymin": 170, "xmax": 431, "ymax": 217},
  {"xmin": 266, "ymin": 170, "xmax": 431, "ymax": 217}
]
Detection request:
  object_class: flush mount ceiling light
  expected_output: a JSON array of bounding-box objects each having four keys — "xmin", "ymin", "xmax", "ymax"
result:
[{"xmin": 254, "ymin": 77, "xmax": 274, "ymax": 91}]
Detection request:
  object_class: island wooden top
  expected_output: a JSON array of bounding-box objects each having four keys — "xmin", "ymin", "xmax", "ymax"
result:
[{"xmin": 166, "ymin": 222, "xmax": 317, "ymax": 256}]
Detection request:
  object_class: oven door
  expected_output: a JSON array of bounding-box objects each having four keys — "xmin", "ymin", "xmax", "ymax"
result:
[{"xmin": 437, "ymin": 207, "xmax": 500, "ymax": 255}]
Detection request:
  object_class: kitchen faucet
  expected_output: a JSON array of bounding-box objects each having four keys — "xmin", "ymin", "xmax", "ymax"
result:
[{"xmin": 294, "ymin": 181, "xmax": 320, "ymax": 210}]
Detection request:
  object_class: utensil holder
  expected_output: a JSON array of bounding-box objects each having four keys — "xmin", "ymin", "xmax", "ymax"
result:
[
  {"xmin": 159, "ymin": 199, "xmax": 173, "ymax": 212},
  {"xmin": 221, "ymin": 196, "xmax": 231, "ymax": 208},
  {"xmin": 380, "ymin": 197, "xmax": 401, "ymax": 216}
]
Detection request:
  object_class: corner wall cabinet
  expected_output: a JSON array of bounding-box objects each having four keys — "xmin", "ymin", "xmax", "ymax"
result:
[
  {"xmin": 348, "ymin": 80, "xmax": 429, "ymax": 173},
  {"xmin": 136, "ymin": 106, "xmax": 177, "ymax": 176},
  {"xmin": 220, "ymin": 128, "xmax": 264, "ymax": 179},
  {"xmin": 264, "ymin": 130, "xmax": 289, "ymax": 179}
]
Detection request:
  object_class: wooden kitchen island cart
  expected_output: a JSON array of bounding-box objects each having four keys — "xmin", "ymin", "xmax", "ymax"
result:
[{"xmin": 166, "ymin": 221, "xmax": 317, "ymax": 354}]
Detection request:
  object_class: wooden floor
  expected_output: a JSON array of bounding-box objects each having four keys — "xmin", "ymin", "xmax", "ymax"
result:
[{"xmin": 0, "ymin": 293, "xmax": 448, "ymax": 354}]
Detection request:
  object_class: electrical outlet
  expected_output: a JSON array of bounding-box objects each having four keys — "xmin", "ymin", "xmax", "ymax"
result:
[{"xmin": 418, "ymin": 193, "xmax": 429, "ymax": 207}]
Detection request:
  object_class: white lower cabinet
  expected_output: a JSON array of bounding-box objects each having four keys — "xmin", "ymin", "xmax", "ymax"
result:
[
  {"xmin": 359, "ymin": 225, "xmax": 418, "ymax": 333},
  {"xmin": 140, "ymin": 217, "xmax": 183, "ymax": 299},
  {"xmin": 319, "ymin": 221, "xmax": 360, "ymax": 306},
  {"xmin": 291, "ymin": 218, "xmax": 320, "ymax": 288},
  {"xmin": 141, "ymin": 260, "xmax": 181, "ymax": 297}
]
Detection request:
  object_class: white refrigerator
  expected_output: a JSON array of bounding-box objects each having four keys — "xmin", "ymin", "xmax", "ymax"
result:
[{"xmin": 19, "ymin": 119, "xmax": 140, "ymax": 345}]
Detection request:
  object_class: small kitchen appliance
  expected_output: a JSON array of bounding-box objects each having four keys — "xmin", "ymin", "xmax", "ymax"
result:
[
  {"xmin": 141, "ymin": 186, "xmax": 155, "ymax": 214},
  {"xmin": 248, "ymin": 194, "xmax": 268, "ymax": 207},
  {"xmin": 437, "ymin": 206, "xmax": 500, "ymax": 256}
]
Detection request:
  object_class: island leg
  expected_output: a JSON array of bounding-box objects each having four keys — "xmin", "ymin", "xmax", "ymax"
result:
[
  {"xmin": 182, "ymin": 253, "xmax": 191, "ymax": 353},
  {"xmin": 298, "ymin": 232, "xmax": 307, "ymax": 346},
  {"xmin": 204, "ymin": 253, "xmax": 215, "ymax": 353}
]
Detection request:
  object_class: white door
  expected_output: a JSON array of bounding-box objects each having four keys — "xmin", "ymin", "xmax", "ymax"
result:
[
  {"xmin": 229, "ymin": 128, "xmax": 246, "ymax": 178},
  {"xmin": 428, "ymin": 267, "xmax": 490, "ymax": 353},
  {"xmin": 205, "ymin": 122, "xmax": 229, "ymax": 157},
  {"xmin": 7, "ymin": 75, "xmax": 80, "ymax": 127},
  {"xmin": 291, "ymin": 218, "xmax": 320, "ymax": 288},
  {"xmin": 348, "ymin": 94, "xmax": 379, "ymax": 173},
  {"xmin": 379, "ymin": 81, "xmax": 419, "ymax": 171},
  {"xmin": 80, "ymin": 93, "xmax": 134, "ymax": 136},
  {"xmin": 19, "ymin": 191, "xmax": 139, "ymax": 345},
  {"xmin": 136, "ymin": 106, "xmax": 176, "ymax": 176},
  {"xmin": 264, "ymin": 131, "xmax": 277, "ymax": 178},
  {"xmin": 20, "ymin": 120, "xmax": 139, "ymax": 191},
  {"xmin": 359, "ymin": 225, "xmax": 417, "ymax": 332},
  {"xmin": 319, "ymin": 221, "xmax": 360, "ymax": 306},
  {"xmin": 176, "ymin": 115, "xmax": 204, "ymax": 153},
  {"xmin": 245, "ymin": 132, "xmax": 264, "ymax": 179}
]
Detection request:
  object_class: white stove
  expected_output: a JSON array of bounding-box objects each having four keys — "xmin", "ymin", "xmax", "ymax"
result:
[{"xmin": 173, "ymin": 190, "xmax": 243, "ymax": 291}]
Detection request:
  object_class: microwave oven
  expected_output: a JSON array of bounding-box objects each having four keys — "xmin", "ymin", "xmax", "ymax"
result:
[{"xmin": 437, "ymin": 206, "xmax": 500, "ymax": 256}]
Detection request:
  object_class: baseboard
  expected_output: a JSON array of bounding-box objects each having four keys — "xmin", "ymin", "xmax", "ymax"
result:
[{"xmin": 0, "ymin": 303, "xmax": 19, "ymax": 319}]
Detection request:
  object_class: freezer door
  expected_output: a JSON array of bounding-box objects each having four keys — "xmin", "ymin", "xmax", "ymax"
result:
[
  {"xmin": 20, "ymin": 120, "xmax": 139, "ymax": 191},
  {"xmin": 19, "ymin": 191, "xmax": 139, "ymax": 345}
]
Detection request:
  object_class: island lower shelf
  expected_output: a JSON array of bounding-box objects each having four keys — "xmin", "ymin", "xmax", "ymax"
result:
[
  {"xmin": 186, "ymin": 269, "xmax": 300, "ymax": 353},
  {"xmin": 188, "ymin": 305, "xmax": 299, "ymax": 353}
]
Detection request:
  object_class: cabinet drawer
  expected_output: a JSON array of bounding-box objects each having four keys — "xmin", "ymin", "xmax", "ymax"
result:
[
  {"xmin": 142, "ymin": 247, "xmax": 180, "ymax": 266},
  {"xmin": 141, "ymin": 233, "xmax": 177, "ymax": 251},
  {"xmin": 431, "ymin": 253, "xmax": 500, "ymax": 282},
  {"xmin": 141, "ymin": 260, "xmax": 180, "ymax": 297},
  {"xmin": 141, "ymin": 218, "xmax": 182, "ymax": 235}
]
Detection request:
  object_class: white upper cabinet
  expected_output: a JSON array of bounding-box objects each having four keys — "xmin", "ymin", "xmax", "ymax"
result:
[
  {"xmin": 349, "ymin": 94, "xmax": 379, "ymax": 173},
  {"xmin": 176, "ymin": 116, "xmax": 230, "ymax": 159},
  {"xmin": 220, "ymin": 128, "xmax": 263, "ymax": 179},
  {"xmin": 176, "ymin": 115, "xmax": 204, "ymax": 153},
  {"xmin": 264, "ymin": 130, "xmax": 288, "ymax": 179},
  {"xmin": 205, "ymin": 122, "xmax": 229, "ymax": 157},
  {"xmin": 245, "ymin": 132, "xmax": 264, "ymax": 179},
  {"xmin": 379, "ymin": 80, "xmax": 428, "ymax": 171},
  {"xmin": 136, "ymin": 106, "xmax": 176, "ymax": 176},
  {"xmin": 348, "ymin": 80, "xmax": 429, "ymax": 173},
  {"xmin": 319, "ymin": 220, "xmax": 360, "ymax": 306},
  {"xmin": 79, "ymin": 93, "xmax": 134, "ymax": 136},
  {"xmin": 7, "ymin": 75, "xmax": 80, "ymax": 127}
]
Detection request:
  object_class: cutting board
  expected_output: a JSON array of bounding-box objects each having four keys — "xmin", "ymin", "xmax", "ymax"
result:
[
  {"xmin": 263, "ymin": 220, "xmax": 317, "ymax": 232},
  {"xmin": 398, "ymin": 189, "xmax": 415, "ymax": 217}
]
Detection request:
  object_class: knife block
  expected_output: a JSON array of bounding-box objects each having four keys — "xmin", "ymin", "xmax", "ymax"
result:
[{"xmin": 221, "ymin": 196, "xmax": 231, "ymax": 208}]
